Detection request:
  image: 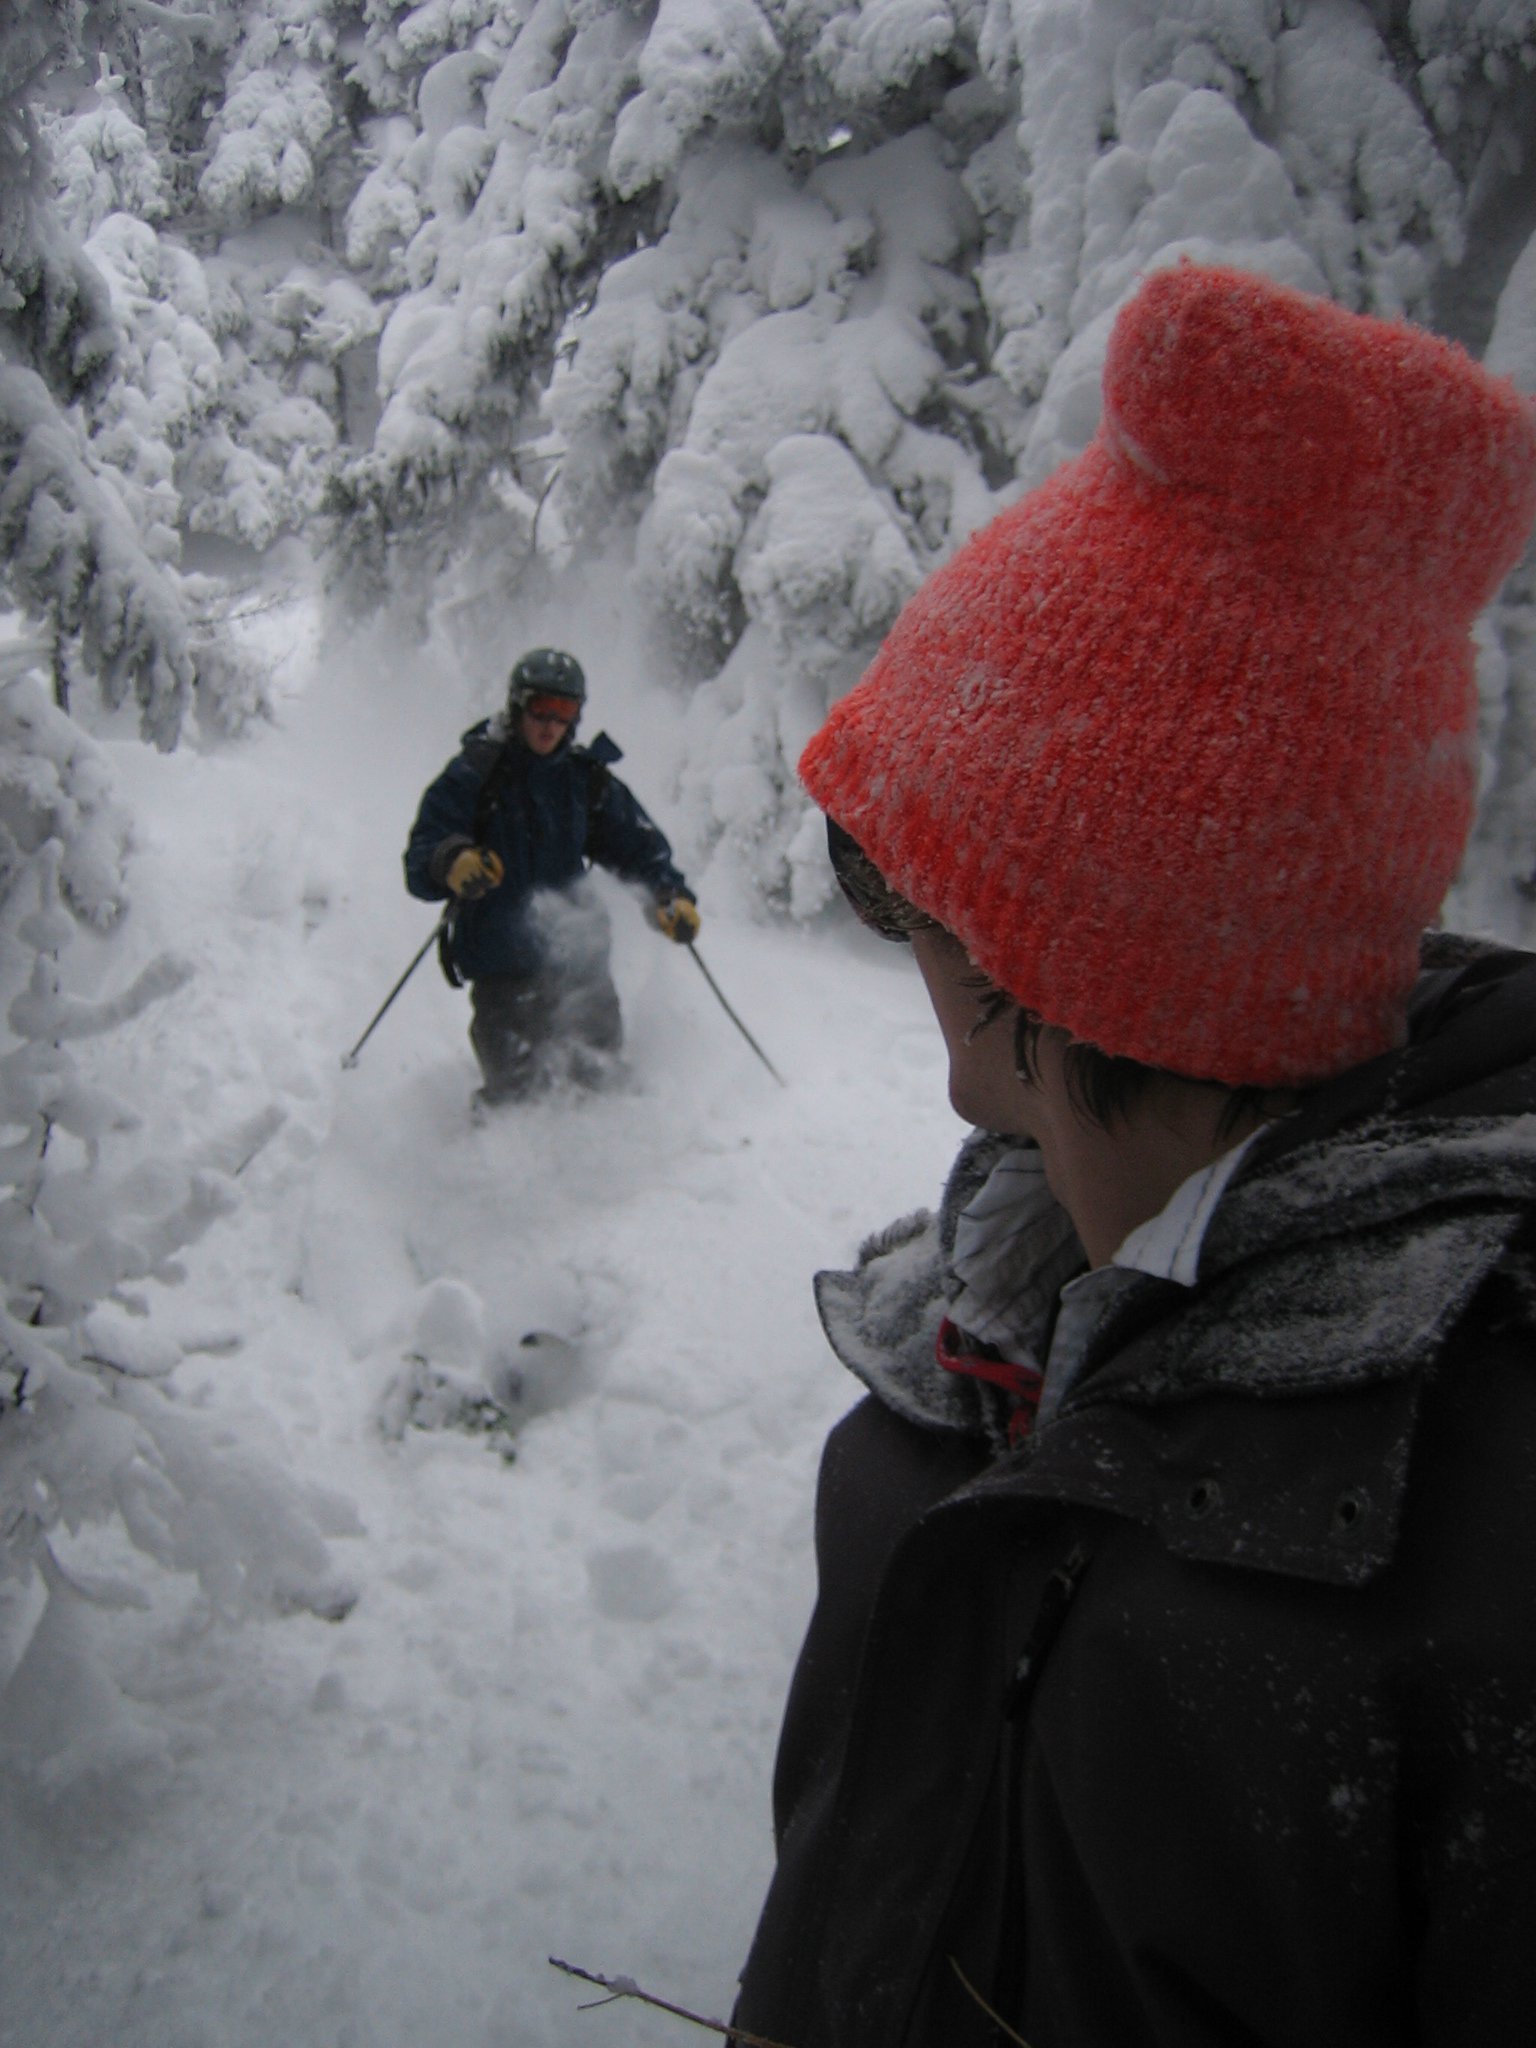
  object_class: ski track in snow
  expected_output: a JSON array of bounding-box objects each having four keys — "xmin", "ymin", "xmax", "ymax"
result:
[{"xmin": 0, "ymin": 633, "xmax": 964, "ymax": 2047}]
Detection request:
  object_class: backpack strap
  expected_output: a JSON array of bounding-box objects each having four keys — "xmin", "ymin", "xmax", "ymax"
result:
[
  {"xmin": 437, "ymin": 908, "xmax": 465, "ymax": 989},
  {"xmin": 472, "ymin": 740, "xmax": 518, "ymax": 846},
  {"xmin": 467, "ymin": 730, "xmax": 622, "ymax": 869},
  {"xmin": 573, "ymin": 733, "xmax": 622, "ymax": 846},
  {"xmin": 431, "ymin": 733, "xmax": 508, "ymax": 988}
]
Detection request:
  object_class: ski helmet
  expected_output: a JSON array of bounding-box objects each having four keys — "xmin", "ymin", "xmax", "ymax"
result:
[{"xmin": 508, "ymin": 648, "xmax": 586, "ymax": 715}]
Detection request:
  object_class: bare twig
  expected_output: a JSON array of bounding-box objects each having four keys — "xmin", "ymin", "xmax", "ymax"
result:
[
  {"xmin": 949, "ymin": 1957, "xmax": 1032, "ymax": 2047},
  {"xmin": 548, "ymin": 1959, "xmax": 798, "ymax": 2048},
  {"xmin": 550, "ymin": 1950, "xmax": 1028, "ymax": 2046}
]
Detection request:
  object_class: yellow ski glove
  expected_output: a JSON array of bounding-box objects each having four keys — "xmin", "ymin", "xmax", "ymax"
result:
[
  {"xmin": 652, "ymin": 894, "xmax": 701, "ymax": 944},
  {"xmin": 446, "ymin": 847, "xmax": 506, "ymax": 900}
]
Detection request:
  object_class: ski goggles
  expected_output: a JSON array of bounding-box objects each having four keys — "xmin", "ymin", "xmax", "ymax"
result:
[
  {"xmin": 522, "ymin": 693, "xmax": 582, "ymax": 724},
  {"xmin": 827, "ymin": 817, "xmax": 936, "ymax": 942}
]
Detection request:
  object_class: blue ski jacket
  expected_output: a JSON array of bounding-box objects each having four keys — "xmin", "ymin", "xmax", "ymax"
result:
[{"xmin": 404, "ymin": 719, "xmax": 688, "ymax": 981}]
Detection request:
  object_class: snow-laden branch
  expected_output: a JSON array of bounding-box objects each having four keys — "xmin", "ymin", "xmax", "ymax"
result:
[
  {"xmin": 0, "ymin": 842, "xmax": 356, "ymax": 1789},
  {"xmin": 0, "ymin": 366, "xmax": 193, "ymax": 749},
  {"xmin": 9, "ymin": 949, "xmax": 195, "ymax": 1044},
  {"xmin": 0, "ymin": 1302, "xmax": 69, "ymax": 1380},
  {"xmin": 120, "ymin": 1, "xmax": 230, "ymax": 48},
  {"xmin": 0, "ymin": 637, "xmax": 50, "ymax": 686}
]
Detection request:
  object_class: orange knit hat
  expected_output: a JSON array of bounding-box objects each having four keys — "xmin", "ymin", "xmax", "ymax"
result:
[{"xmin": 800, "ymin": 263, "xmax": 1536, "ymax": 1086}]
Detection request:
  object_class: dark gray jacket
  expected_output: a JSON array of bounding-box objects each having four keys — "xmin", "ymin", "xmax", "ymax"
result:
[{"xmin": 737, "ymin": 944, "xmax": 1536, "ymax": 2048}]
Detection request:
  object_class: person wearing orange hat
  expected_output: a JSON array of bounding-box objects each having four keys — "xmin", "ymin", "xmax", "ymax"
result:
[{"xmin": 735, "ymin": 265, "xmax": 1536, "ymax": 2046}]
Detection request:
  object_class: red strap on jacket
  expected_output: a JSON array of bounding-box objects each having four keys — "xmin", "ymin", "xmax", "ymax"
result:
[{"xmin": 937, "ymin": 1317, "xmax": 1044, "ymax": 1446}]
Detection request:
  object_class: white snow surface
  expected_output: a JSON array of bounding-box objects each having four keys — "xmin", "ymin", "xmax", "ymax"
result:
[{"xmin": 0, "ymin": 609, "xmax": 965, "ymax": 2046}]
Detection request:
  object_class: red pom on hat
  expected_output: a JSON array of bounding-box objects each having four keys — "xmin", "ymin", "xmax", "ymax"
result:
[{"xmin": 801, "ymin": 263, "xmax": 1536, "ymax": 1087}]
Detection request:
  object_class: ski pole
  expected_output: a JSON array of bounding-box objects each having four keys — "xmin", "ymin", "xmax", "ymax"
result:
[
  {"xmin": 341, "ymin": 916, "xmax": 449, "ymax": 1069},
  {"xmin": 686, "ymin": 942, "xmax": 787, "ymax": 1087}
]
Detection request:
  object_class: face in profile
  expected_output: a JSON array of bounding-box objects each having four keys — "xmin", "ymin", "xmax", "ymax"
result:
[{"xmin": 909, "ymin": 926, "xmax": 1035, "ymax": 1137}]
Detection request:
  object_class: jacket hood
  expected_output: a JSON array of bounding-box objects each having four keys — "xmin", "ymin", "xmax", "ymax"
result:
[
  {"xmin": 815, "ymin": 943, "xmax": 1536, "ymax": 1441},
  {"xmin": 1150, "ymin": 943, "xmax": 1536, "ymax": 1404},
  {"xmin": 813, "ymin": 1131, "xmax": 1064, "ymax": 1447}
]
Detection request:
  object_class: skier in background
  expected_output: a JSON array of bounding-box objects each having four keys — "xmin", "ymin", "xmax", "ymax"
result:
[
  {"xmin": 405, "ymin": 648, "xmax": 698, "ymax": 1104},
  {"xmin": 735, "ymin": 265, "xmax": 1536, "ymax": 2044}
]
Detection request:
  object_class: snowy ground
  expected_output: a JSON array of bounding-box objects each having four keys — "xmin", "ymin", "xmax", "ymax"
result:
[{"xmin": 0, "ymin": 611, "xmax": 966, "ymax": 2047}]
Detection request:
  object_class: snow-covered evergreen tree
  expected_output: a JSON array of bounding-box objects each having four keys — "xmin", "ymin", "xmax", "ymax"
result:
[
  {"xmin": 0, "ymin": 660, "xmax": 133, "ymax": 930},
  {"xmin": 0, "ymin": 835, "xmax": 354, "ymax": 1789},
  {"xmin": 11, "ymin": 0, "xmax": 1536, "ymax": 893},
  {"xmin": 1, "ymin": 3, "xmax": 317, "ymax": 748},
  {"xmin": 306, "ymin": 0, "xmax": 1536, "ymax": 908},
  {"xmin": 1, "ymin": 5, "xmax": 197, "ymax": 748}
]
